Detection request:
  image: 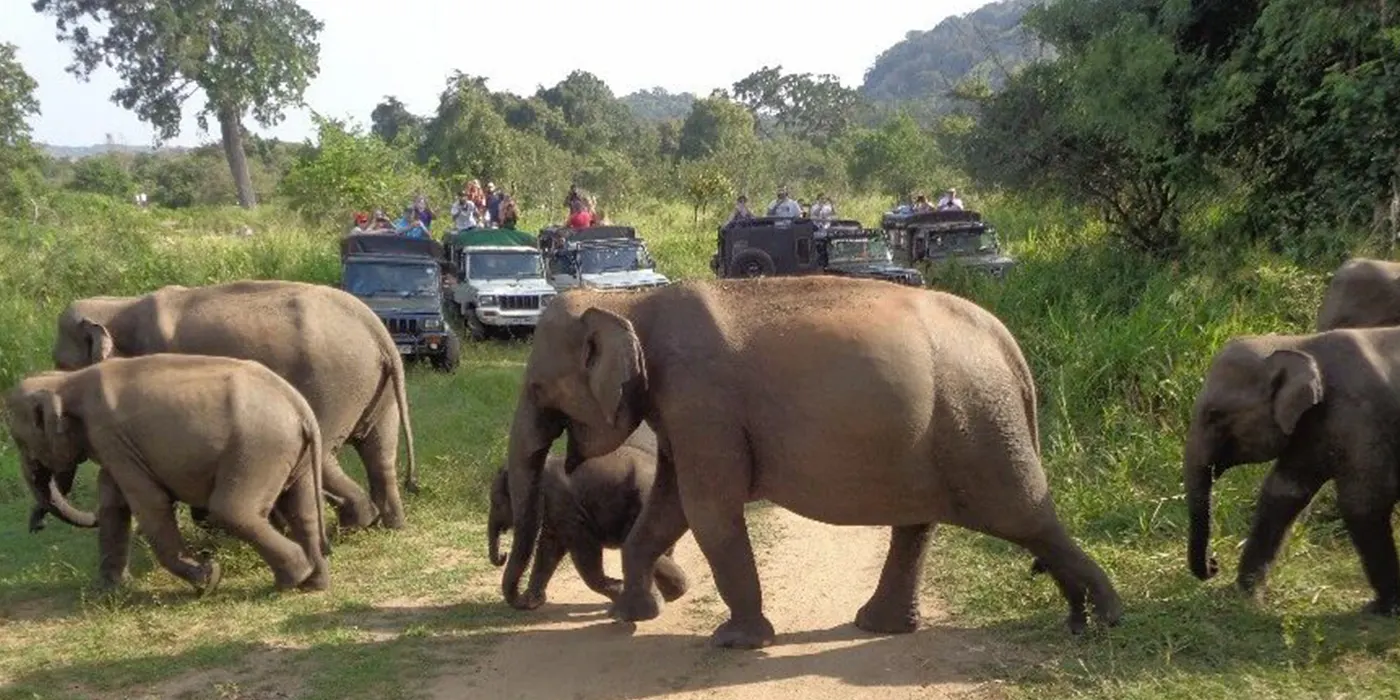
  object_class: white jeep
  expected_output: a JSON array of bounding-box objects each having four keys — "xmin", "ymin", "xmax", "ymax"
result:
[{"xmin": 451, "ymin": 245, "xmax": 556, "ymax": 340}]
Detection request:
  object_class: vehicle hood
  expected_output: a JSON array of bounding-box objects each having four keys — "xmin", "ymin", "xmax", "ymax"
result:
[
  {"xmin": 927, "ymin": 252, "xmax": 1017, "ymax": 268},
  {"xmin": 829, "ymin": 261, "xmax": 924, "ymax": 282},
  {"xmin": 360, "ymin": 296, "xmax": 443, "ymax": 315},
  {"xmin": 577, "ymin": 270, "xmax": 670, "ymax": 289},
  {"xmin": 471, "ymin": 278, "xmax": 555, "ymax": 295}
]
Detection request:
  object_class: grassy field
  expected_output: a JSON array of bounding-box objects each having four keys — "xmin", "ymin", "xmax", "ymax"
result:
[{"xmin": 1, "ymin": 191, "xmax": 1399, "ymax": 698}]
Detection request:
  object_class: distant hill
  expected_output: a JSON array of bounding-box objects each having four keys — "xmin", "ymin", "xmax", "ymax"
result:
[
  {"xmin": 39, "ymin": 143, "xmax": 189, "ymax": 160},
  {"xmin": 861, "ymin": 0, "xmax": 1052, "ymax": 116},
  {"xmin": 619, "ymin": 87, "xmax": 696, "ymax": 123}
]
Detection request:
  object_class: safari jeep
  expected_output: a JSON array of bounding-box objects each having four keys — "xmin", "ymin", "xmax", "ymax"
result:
[
  {"xmin": 339, "ymin": 234, "xmax": 459, "ymax": 371},
  {"xmin": 709, "ymin": 216, "xmax": 924, "ymax": 286},
  {"xmin": 537, "ymin": 225, "xmax": 670, "ymax": 291},
  {"xmin": 880, "ymin": 209, "xmax": 1016, "ymax": 279},
  {"xmin": 445, "ymin": 228, "xmax": 556, "ymax": 341}
]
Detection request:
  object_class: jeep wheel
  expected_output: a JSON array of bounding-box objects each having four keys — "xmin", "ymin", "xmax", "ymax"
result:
[
  {"xmin": 465, "ymin": 307, "xmax": 488, "ymax": 342},
  {"xmin": 432, "ymin": 333, "xmax": 461, "ymax": 372},
  {"xmin": 728, "ymin": 249, "xmax": 776, "ymax": 278}
]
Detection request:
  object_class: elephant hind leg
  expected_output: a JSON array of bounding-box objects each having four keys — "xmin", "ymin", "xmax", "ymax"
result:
[
  {"xmin": 653, "ymin": 553, "xmax": 689, "ymax": 602},
  {"xmin": 350, "ymin": 419, "xmax": 405, "ymax": 530},
  {"xmin": 274, "ymin": 472, "xmax": 330, "ymax": 591},
  {"xmin": 855, "ymin": 523, "xmax": 934, "ymax": 635},
  {"xmin": 206, "ymin": 474, "xmax": 314, "ymax": 591},
  {"xmin": 320, "ymin": 452, "xmax": 379, "ymax": 532},
  {"xmin": 1004, "ymin": 513, "xmax": 1121, "ymax": 634}
]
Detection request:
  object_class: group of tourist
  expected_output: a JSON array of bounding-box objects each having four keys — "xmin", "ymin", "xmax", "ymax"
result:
[
  {"xmin": 563, "ymin": 184, "xmax": 610, "ymax": 228},
  {"xmin": 725, "ymin": 187, "xmax": 841, "ymax": 225},
  {"xmin": 346, "ymin": 180, "xmax": 521, "ymax": 240}
]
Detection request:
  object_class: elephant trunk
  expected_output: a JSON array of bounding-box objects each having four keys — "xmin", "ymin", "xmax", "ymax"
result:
[
  {"xmin": 488, "ymin": 520, "xmax": 507, "ymax": 567},
  {"xmin": 1185, "ymin": 437, "xmax": 1219, "ymax": 581},
  {"xmin": 501, "ymin": 390, "xmax": 563, "ymax": 607},
  {"xmin": 25, "ymin": 461, "xmax": 97, "ymax": 529}
]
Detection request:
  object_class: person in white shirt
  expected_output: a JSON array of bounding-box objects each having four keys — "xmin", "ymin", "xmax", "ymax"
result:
[
  {"xmin": 767, "ymin": 188, "xmax": 801, "ymax": 218},
  {"xmin": 936, "ymin": 188, "xmax": 965, "ymax": 211},
  {"xmin": 810, "ymin": 194, "xmax": 835, "ymax": 222},
  {"xmin": 451, "ymin": 192, "xmax": 479, "ymax": 230}
]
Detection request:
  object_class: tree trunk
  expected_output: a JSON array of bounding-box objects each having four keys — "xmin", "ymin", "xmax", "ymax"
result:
[{"xmin": 217, "ymin": 104, "xmax": 257, "ymax": 209}]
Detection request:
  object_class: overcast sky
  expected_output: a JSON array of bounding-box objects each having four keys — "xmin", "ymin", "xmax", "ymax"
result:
[{"xmin": 3, "ymin": 0, "xmax": 988, "ymax": 148}]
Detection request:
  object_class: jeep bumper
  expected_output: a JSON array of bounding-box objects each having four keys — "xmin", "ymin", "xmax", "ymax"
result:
[{"xmin": 475, "ymin": 308, "xmax": 541, "ymax": 327}]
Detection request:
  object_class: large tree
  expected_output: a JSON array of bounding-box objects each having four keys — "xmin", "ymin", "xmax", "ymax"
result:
[
  {"xmin": 33, "ymin": 0, "xmax": 324, "ymax": 208},
  {"xmin": 0, "ymin": 42, "xmax": 45, "ymax": 215}
]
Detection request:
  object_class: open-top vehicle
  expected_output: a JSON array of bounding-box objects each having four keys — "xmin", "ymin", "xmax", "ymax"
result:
[
  {"xmin": 709, "ymin": 216, "xmax": 923, "ymax": 286},
  {"xmin": 538, "ymin": 225, "xmax": 669, "ymax": 291},
  {"xmin": 443, "ymin": 228, "xmax": 556, "ymax": 341},
  {"xmin": 339, "ymin": 234, "xmax": 459, "ymax": 371},
  {"xmin": 880, "ymin": 209, "xmax": 1015, "ymax": 279}
]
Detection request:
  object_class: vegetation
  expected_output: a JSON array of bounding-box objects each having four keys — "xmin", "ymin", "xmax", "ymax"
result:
[{"xmin": 3, "ymin": 0, "xmax": 1400, "ymax": 697}]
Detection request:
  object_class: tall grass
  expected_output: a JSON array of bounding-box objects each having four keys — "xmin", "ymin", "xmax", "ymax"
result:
[{"xmin": 1, "ymin": 190, "xmax": 1398, "ymax": 698}]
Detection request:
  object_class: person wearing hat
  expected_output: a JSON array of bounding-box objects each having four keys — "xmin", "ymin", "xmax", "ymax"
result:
[{"xmin": 767, "ymin": 187, "xmax": 801, "ymax": 218}]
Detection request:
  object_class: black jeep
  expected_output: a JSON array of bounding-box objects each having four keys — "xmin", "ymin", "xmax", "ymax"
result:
[
  {"xmin": 709, "ymin": 216, "xmax": 924, "ymax": 286},
  {"xmin": 880, "ymin": 209, "xmax": 1015, "ymax": 279},
  {"xmin": 339, "ymin": 234, "xmax": 460, "ymax": 372}
]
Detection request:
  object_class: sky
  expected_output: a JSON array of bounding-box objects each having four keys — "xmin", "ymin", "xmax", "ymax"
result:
[{"xmin": 2, "ymin": 0, "xmax": 989, "ymax": 148}]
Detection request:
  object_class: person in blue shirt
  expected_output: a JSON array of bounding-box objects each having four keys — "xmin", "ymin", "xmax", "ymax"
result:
[{"xmin": 395, "ymin": 209, "xmax": 430, "ymax": 239}]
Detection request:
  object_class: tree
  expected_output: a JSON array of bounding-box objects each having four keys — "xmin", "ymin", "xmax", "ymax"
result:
[
  {"xmin": 535, "ymin": 70, "xmax": 638, "ymax": 153},
  {"xmin": 0, "ymin": 42, "xmax": 45, "ymax": 215},
  {"xmin": 280, "ymin": 114, "xmax": 435, "ymax": 223},
  {"xmin": 680, "ymin": 161, "xmax": 733, "ymax": 222},
  {"xmin": 419, "ymin": 73, "xmax": 518, "ymax": 187},
  {"xmin": 69, "ymin": 154, "xmax": 137, "ymax": 199},
  {"xmin": 33, "ymin": 0, "xmax": 324, "ymax": 209},
  {"xmin": 370, "ymin": 96, "xmax": 422, "ymax": 147},
  {"xmin": 848, "ymin": 111, "xmax": 939, "ymax": 199},
  {"xmin": 677, "ymin": 93, "xmax": 757, "ymax": 160},
  {"xmin": 731, "ymin": 66, "xmax": 862, "ymax": 144}
]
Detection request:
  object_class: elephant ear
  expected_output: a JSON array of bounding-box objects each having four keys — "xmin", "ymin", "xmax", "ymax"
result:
[
  {"xmin": 579, "ymin": 307, "xmax": 645, "ymax": 427},
  {"xmin": 30, "ymin": 389, "xmax": 67, "ymax": 444},
  {"xmin": 79, "ymin": 318, "xmax": 114, "ymax": 364},
  {"xmin": 1266, "ymin": 349, "xmax": 1323, "ymax": 436}
]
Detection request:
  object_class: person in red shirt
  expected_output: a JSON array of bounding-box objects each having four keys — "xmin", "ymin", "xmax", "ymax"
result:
[{"xmin": 567, "ymin": 207, "xmax": 592, "ymax": 228}]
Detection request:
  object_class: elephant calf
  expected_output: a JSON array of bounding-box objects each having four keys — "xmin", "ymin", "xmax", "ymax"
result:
[
  {"xmin": 488, "ymin": 425, "xmax": 688, "ymax": 610},
  {"xmin": 5, "ymin": 354, "xmax": 329, "ymax": 596},
  {"xmin": 1316, "ymin": 257, "xmax": 1400, "ymax": 331},
  {"xmin": 1186, "ymin": 326, "xmax": 1400, "ymax": 614}
]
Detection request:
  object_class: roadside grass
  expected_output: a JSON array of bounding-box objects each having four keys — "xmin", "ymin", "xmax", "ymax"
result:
[{"xmin": 1, "ymin": 191, "xmax": 1399, "ymax": 697}]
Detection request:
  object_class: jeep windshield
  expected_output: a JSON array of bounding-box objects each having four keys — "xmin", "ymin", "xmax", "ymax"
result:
[
  {"xmin": 344, "ymin": 261, "xmax": 439, "ymax": 298},
  {"xmin": 827, "ymin": 238, "xmax": 893, "ymax": 265},
  {"xmin": 927, "ymin": 231, "xmax": 998, "ymax": 255},
  {"xmin": 467, "ymin": 251, "xmax": 543, "ymax": 280},
  {"xmin": 578, "ymin": 244, "xmax": 654, "ymax": 273}
]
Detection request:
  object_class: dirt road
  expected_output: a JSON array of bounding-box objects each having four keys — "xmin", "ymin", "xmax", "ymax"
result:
[{"xmin": 440, "ymin": 506, "xmax": 1015, "ymax": 699}]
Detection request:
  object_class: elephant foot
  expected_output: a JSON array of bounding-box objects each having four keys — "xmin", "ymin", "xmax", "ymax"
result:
[
  {"xmin": 710, "ymin": 616, "xmax": 776, "ymax": 650},
  {"xmin": 376, "ymin": 506, "xmax": 406, "ymax": 530},
  {"xmin": 334, "ymin": 501, "xmax": 378, "ymax": 532},
  {"xmin": 193, "ymin": 560, "xmax": 223, "ymax": 597},
  {"xmin": 28, "ymin": 507, "xmax": 47, "ymax": 534},
  {"xmin": 609, "ymin": 587, "xmax": 662, "ymax": 622},
  {"xmin": 599, "ymin": 579, "xmax": 624, "ymax": 601},
  {"xmin": 855, "ymin": 600, "xmax": 920, "ymax": 635},
  {"xmin": 96, "ymin": 569, "xmax": 130, "ymax": 592},
  {"xmin": 1235, "ymin": 573, "xmax": 1267, "ymax": 602},
  {"xmin": 1363, "ymin": 597, "xmax": 1400, "ymax": 617},
  {"xmin": 297, "ymin": 562, "xmax": 331, "ymax": 592},
  {"xmin": 655, "ymin": 572, "xmax": 689, "ymax": 603},
  {"xmin": 512, "ymin": 590, "xmax": 547, "ymax": 611}
]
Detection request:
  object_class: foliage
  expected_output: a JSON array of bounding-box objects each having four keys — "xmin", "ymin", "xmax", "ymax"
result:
[
  {"xmin": 619, "ymin": 87, "xmax": 696, "ymax": 122},
  {"xmin": 680, "ymin": 161, "xmax": 733, "ymax": 221},
  {"xmin": 67, "ymin": 153, "xmax": 136, "ymax": 199},
  {"xmin": 729, "ymin": 66, "xmax": 862, "ymax": 144},
  {"xmin": 0, "ymin": 42, "xmax": 45, "ymax": 216},
  {"xmin": 370, "ymin": 96, "xmax": 423, "ymax": 148},
  {"xmin": 34, "ymin": 0, "xmax": 324, "ymax": 208},
  {"xmin": 677, "ymin": 93, "xmax": 757, "ymax": 161},
  {"xmin": 279, "ymin": 115, "xmax": 436, "ymax": 224},
  {"xmin": 847, "ymin": 111, "xmax": 942, "ymax": 200}
]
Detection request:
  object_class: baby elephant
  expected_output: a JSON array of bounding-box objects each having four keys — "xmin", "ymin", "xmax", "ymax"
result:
[
  {"xmin": 488, "ymin": 426, "xmax": 689, "ymax": 610},
  {"xmin": 1185, "ymin": 326, "xmax": 1400, "ymax": 614},
  {"xmin": 5, "ymin": 354, "xmax": 329, "ymax": 596}
]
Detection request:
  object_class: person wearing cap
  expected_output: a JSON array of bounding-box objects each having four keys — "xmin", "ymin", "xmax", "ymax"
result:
[
  {"xmin": 349, "ymin": 211, "xmax": 370, "ymax": 235},
  {"xmin": 767, "ymin": 188, "xmax": 801, "ymax": 218}
]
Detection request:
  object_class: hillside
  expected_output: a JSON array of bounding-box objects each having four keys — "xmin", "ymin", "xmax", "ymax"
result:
[{"xmin": 861, "ymin": 0, "xmax": 1050, "ymax": 115}]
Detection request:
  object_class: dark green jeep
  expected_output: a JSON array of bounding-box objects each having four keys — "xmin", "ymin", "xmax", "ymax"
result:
[{"xmin": 339, "ymin": 234, "xmax": 460, "ymax": 372}]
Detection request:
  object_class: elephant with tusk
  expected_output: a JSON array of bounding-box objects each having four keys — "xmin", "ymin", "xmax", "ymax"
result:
[{"xmin": 5, "ymin": 354, "xmax": 330, "ymax": 596}]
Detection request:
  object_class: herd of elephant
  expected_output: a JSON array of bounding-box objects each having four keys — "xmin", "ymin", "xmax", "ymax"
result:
[{"xmin": 6, "ymin": 256, "xmax": 1400, "ymax": 651}]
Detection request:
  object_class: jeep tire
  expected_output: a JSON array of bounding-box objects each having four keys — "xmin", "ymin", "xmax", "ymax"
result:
[
  {"xmin": 728, "ymin": 249, "xmax": 776, "ymax": 278},
  {"xmin": 465, "ymin": 306, "xmax": 489, "ymax": 342},
  {"xmin": 432, "ymin": 332, "xmax": 461, "ymax": 372}
]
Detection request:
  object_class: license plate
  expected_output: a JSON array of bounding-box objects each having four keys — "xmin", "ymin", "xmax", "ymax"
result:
[{"xmin": 396, "ymin": 344, "xmax": 413, "ymax": 355}]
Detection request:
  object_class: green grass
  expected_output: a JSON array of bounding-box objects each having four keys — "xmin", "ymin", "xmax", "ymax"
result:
[{"xmin": 2, "ymin": 190, "xmax": 1399, "ymax": 698}]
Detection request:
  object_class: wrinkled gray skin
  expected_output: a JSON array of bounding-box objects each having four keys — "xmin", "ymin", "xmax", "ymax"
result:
[
  {"xmin": 488, "ymin": 424, "xmax": 689, "ymax": 609},
  {"xmin": 1185, "ymin": 328, "xmax": 1400, "ymax": 615},
  {"xmin": 1316, "ymin": 258, "xmax": 1400, "ymax": 331},
  {"xmin": 33, "ymin": 281, "xmax": 417, "ymax": 535},
  {"xmin": 5, "ymin": 354, "xmax": 329, "ymax": 595},
  {"xmin": 500, "ymin": 275, "xmax": 1121, "ymax": 649}
]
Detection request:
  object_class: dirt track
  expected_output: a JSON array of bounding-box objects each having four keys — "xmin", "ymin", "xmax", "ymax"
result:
[{"xmin": 440, "ymin": 506, "xmax": 1015, "ymax": 699}]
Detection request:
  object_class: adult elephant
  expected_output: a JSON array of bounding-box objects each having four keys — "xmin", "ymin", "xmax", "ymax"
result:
[
  {"xmin": 1316, "ymin": 257, "xmax": 1400, "ymax": 331},
  {"xmin": 34, "ymin": 280, "xmax": 417, "ymax": 532},
  {"xmin": 498, "ymin": 276, "xmax": 1121, "ymax": 649}
]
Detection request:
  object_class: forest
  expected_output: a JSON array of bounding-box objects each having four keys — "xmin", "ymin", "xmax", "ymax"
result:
[{"xmin": 1, "ymin": 0, "xmax": 1400, "ymax": 698}]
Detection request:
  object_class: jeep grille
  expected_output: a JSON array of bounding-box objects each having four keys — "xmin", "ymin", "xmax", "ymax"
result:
[
  {"xmin": 500, "ymin": 295, "xmax": 540, "ymax": 311},
  {"xmin": 384, "ymin": 318, "xmax": 419, "ymax": 335}
]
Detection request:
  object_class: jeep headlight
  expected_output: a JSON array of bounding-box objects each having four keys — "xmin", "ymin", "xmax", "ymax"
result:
[
  {"xmin": 423, "ymin": 318, "xmax": 443, "ymax": 331},
  {"xmin": 478, "ymin": 295, "xmax": 498, "ymax": 307},
  {"xmin": 540, "ymin": 293, "xmax": 555, "ymax": 308}
]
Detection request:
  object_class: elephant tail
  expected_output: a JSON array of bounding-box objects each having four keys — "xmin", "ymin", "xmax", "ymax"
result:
[
  {"xmin": 386, "ymin": 354, "xmax": 419, "ymax": 494},
  {"xmin": 304, "ymin": 411, "xmax": 329, "ymax": 557}
]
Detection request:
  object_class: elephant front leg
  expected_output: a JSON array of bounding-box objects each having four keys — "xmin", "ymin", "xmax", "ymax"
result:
[
  {"xmin": 515, "ymin": 529, "xmax": 567, "ymax": 610},
  {"xmin": 1237, "ymin": 469, "xmax": 1326, "ymax": 596},
  {"xmin": 856, "ymin": 523, "xmax": 934, "ymax": 634},
  {"xmin": 614, "ymin": 455, "xmax": 690, "ymax": 624},
  {"xmin": 96, "ymin": 470, "xmax": 133, "ymax": 590},
  {"xmin": 126, "ymin": 488, "xmax": 221, "ymax": 595},
  {"xmin": 569, "ymin": 539, "xmax": 623, "ymax": 601}
]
